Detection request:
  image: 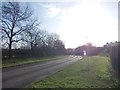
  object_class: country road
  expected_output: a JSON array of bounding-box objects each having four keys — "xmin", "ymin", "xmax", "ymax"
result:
[{"xmin": 2, "ymin": 55, "xmax": 82, "ymax": 88}]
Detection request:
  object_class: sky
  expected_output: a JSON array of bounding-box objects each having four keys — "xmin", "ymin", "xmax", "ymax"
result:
[{"xmin": 2, "ymin": 0, "xmax": 119, "ymax": 48}]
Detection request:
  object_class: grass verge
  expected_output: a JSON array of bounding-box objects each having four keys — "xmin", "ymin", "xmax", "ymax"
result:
[
  {"xmin": 2, "ymin": 55, "xmax": 66, "ymax": 68},
  {"xmin": 28, "ymin": 56, "xmax": 115, "ymax": 88}
]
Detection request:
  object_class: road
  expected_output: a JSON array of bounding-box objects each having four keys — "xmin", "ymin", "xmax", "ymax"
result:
[{"xmin": 2, "ymin": 55, "xmax": 82, "ymax": 88}]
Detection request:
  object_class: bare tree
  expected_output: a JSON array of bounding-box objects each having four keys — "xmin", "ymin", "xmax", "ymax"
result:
[
  {"xmin": 46, "ymin": 33, "xmax": 59, "ymax": 47},
  {"xmin": 21, "ymin": 22, "xmax": 41, "ymax": 49},
  {"xmin": 1, "ymin": 2, "xmax": 34, "ymax": 58},
  {"xmin": 37, "ymin": 30, "xmax": 48, "ymax": 48}
]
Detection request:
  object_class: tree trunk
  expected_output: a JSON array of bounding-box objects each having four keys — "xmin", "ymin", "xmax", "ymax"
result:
[{"xmin": 8, "ymin": 41, "xmax": 12, "ymax": 58}]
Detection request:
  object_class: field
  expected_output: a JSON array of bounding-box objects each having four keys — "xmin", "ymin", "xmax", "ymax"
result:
[
  {"xmin": 2, "ymin": 55, "xmax": 65, "ymax": 68},
  {"xmin": 28, "ymin": 56, "xmax": 115, "ymax": 88}
]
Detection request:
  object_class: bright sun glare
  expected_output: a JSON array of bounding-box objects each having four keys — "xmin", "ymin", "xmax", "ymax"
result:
[{"xmin": 57, "ymin": 2, "xmax": 117, "ymax": 48}]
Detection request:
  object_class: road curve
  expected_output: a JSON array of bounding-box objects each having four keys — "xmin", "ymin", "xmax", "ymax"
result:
[{"xmin": 2, "ymin": 55, "xmax": 82, "ymax": 88}]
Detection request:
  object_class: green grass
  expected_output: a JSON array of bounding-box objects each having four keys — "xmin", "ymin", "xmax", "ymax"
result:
[
  {"xmin": 28, "ymin": 56, "xmax": 115, "ymax": 88},
  {"xmin": 2, "ymin": 55, "xmax": 66, "ymax": 68}
]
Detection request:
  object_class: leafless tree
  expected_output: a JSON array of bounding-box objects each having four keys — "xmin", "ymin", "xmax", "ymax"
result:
[
  {"xmin": 37, "ymin": 30, "xmax": 48, "ymax": 48},
  {"xmin": 46, "ymin": 33, "xmax": 59, "ymax": 47},
  {"xmin": 21, "ymin": 21, "xmax": 41, "ymax": 49},
  {"xmin": 1, "ymin": 2, "xmax": 35, "ymax": 58}
]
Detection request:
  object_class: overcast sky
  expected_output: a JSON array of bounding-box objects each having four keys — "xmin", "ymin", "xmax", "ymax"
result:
[{"xmin": 2, "ymin": 0, "xmax": 119, "ymax": 48}]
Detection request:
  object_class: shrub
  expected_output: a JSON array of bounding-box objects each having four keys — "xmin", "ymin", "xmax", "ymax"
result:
[{"xmin": 109, "ymin": 42, "xmax": 120, "ymax": 86}]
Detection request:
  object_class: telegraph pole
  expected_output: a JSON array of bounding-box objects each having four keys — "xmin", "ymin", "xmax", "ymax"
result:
[{"xmin": 86, "ymin": 36, "xmax": 90, "ymax": 71}]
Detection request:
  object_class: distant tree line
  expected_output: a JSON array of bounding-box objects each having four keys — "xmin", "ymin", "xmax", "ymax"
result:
[
  {"xmin": 1, "ymin": 2, "xmax": 65, "ymax": 59},
  {"xmin": 66, "ymin": 43, "xmax": 104, "ymax": 56}
]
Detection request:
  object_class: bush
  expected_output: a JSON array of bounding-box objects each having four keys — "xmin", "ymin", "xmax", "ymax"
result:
[
  {"xmin": 109, "ymin": 43, "xmax": 120, "ymax": 83},
  {"xmin": 2, "ymin": 46, "xmax": 65, "ymax": 59}
]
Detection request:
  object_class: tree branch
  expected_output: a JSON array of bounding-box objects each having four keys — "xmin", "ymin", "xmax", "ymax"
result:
[
  {"xmin": 11, "ymin": 39, "xmax": 22, "ymax": 43},
  {"xmin": 2, "ymin": 28, "xmax": 10, "ymax": 38}
]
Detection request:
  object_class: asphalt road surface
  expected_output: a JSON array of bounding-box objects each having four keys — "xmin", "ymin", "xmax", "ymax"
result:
[{"xmin": 2, "ymin": 55, "xmax": 82, "ymax": 88}]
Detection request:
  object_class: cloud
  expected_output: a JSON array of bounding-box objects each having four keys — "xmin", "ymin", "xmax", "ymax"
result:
[
  {"xmin": 40, "ymin": 3, "xmax": 68, "ymax": 18},
  {"xmin": 47, "ymin": 6, "xmax": 61, "ymax": 17}
]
